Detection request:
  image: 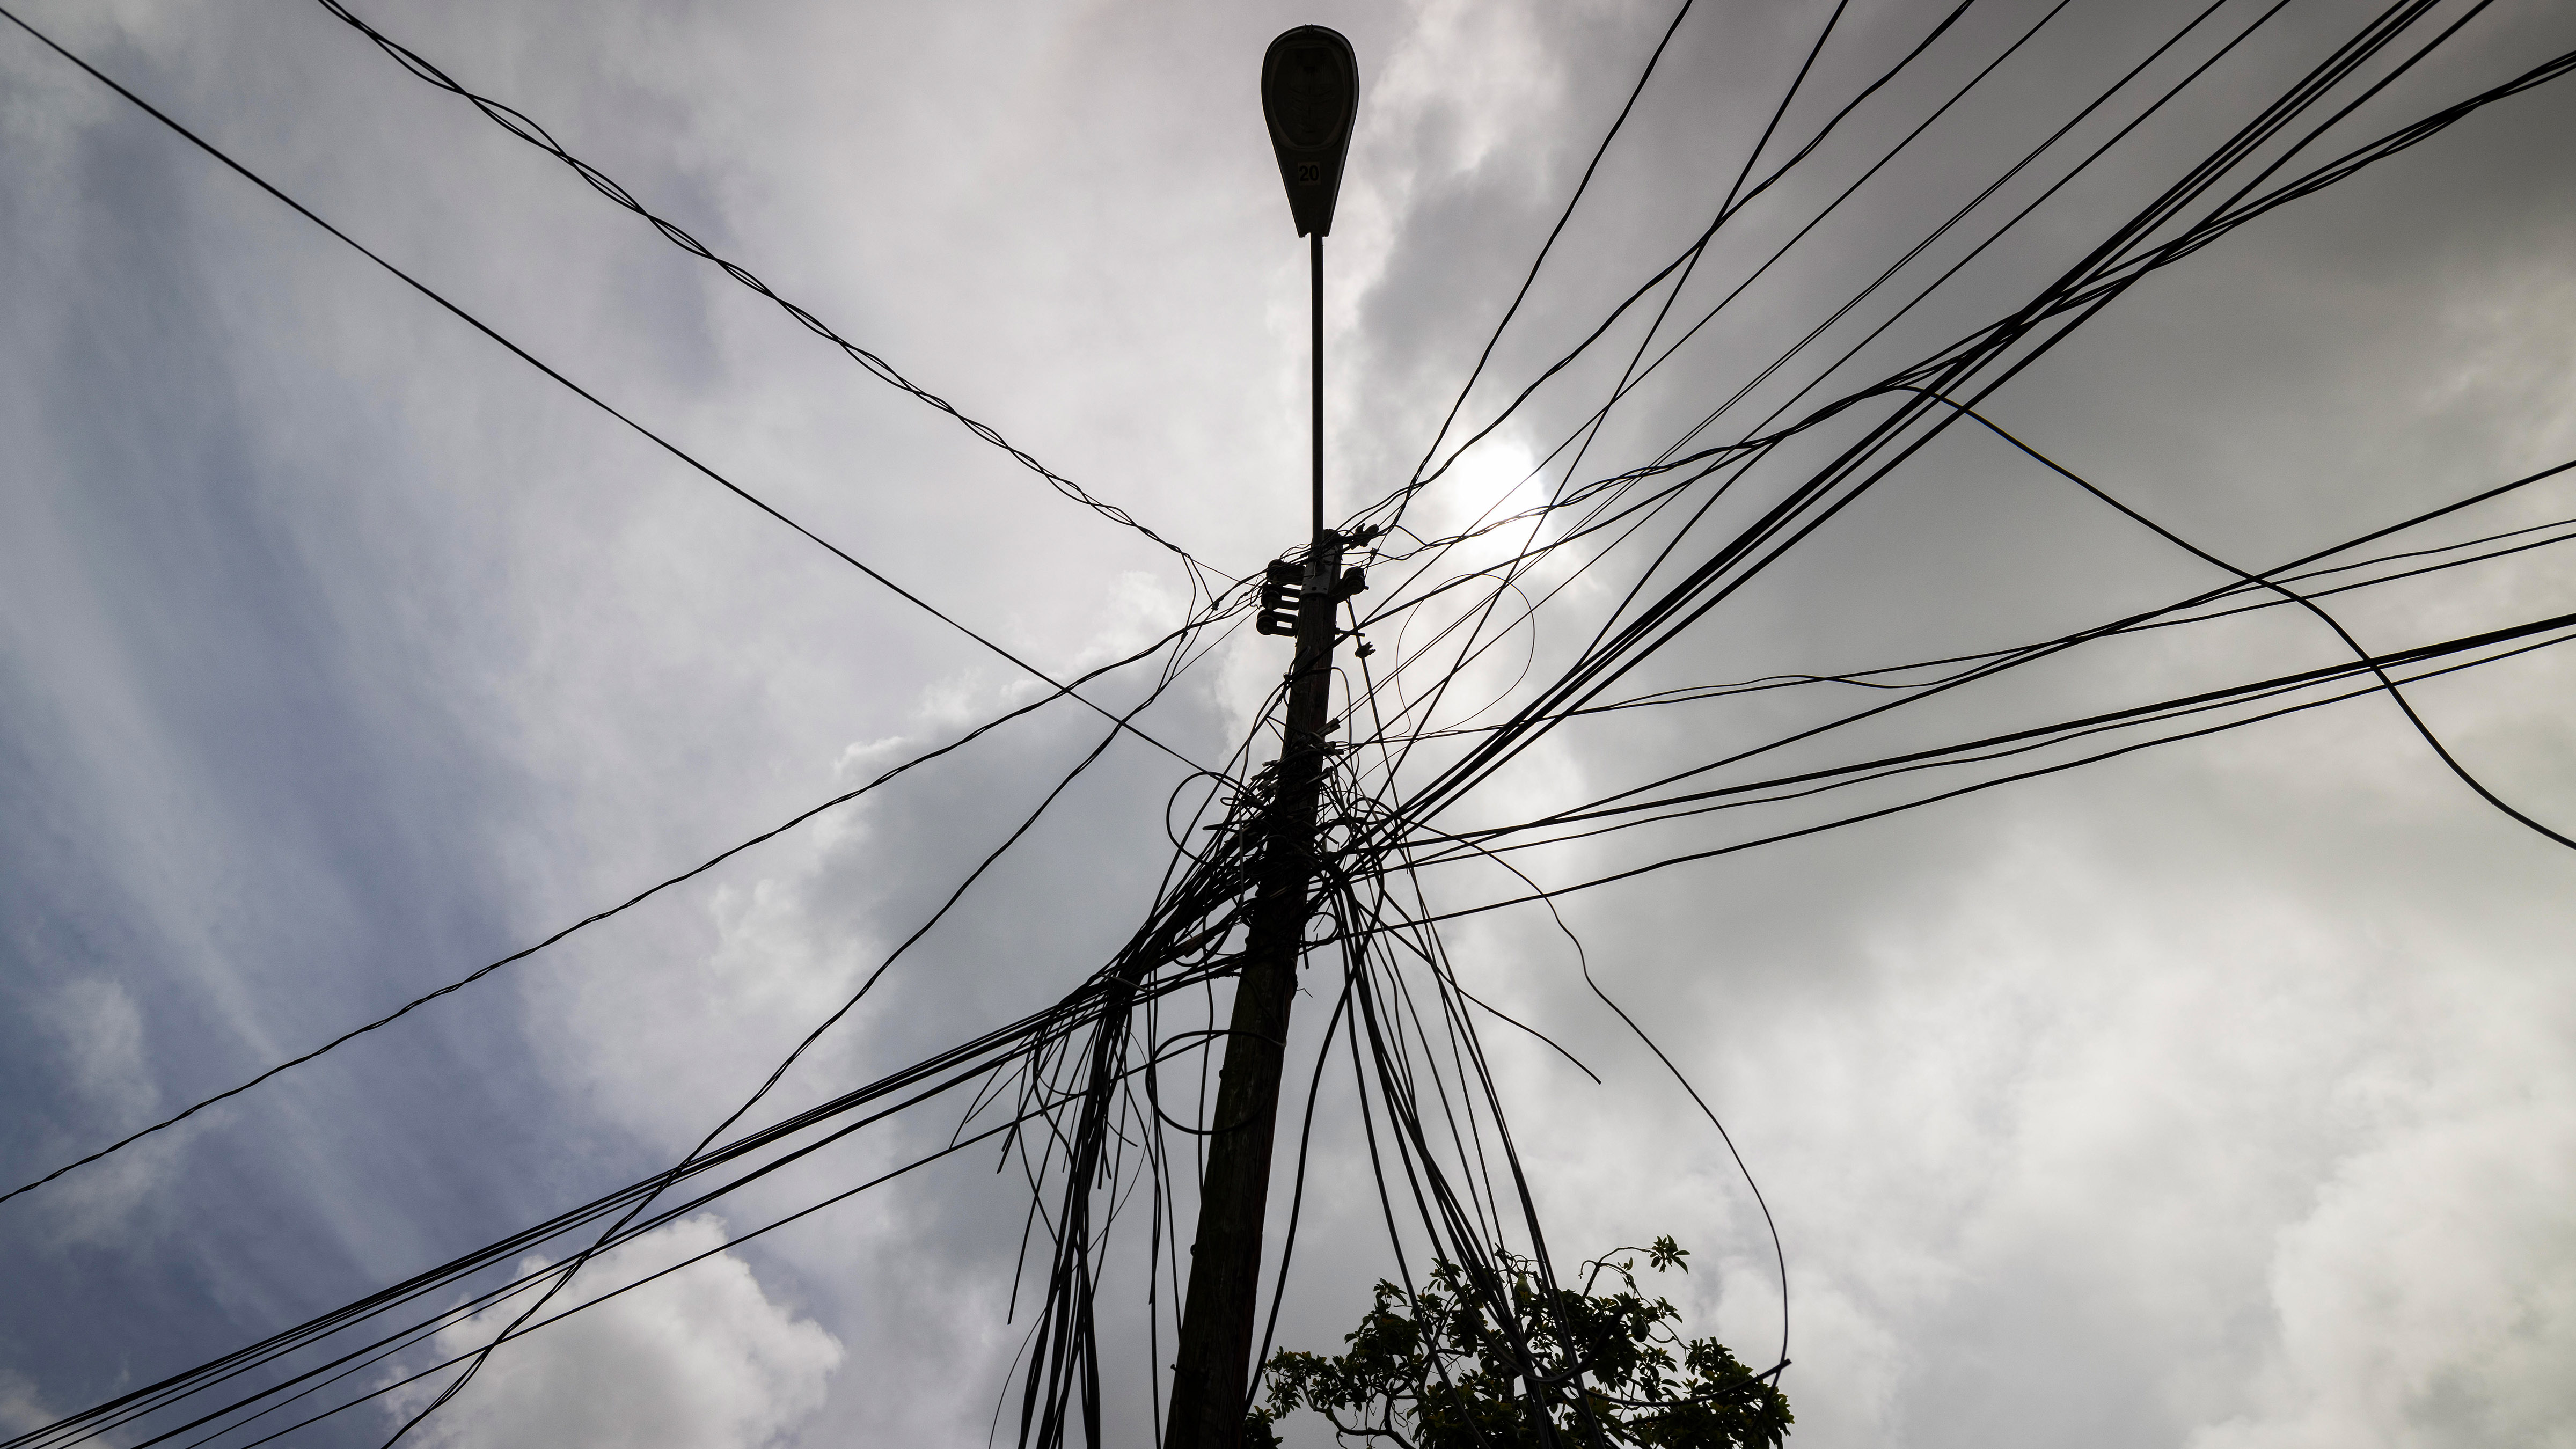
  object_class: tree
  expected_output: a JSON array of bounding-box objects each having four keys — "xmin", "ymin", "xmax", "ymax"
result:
[{"xmin": 1250, "ymin": 1238, "xmax": 1791, "ymax": 1448}]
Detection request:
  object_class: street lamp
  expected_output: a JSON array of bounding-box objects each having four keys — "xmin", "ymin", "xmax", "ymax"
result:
[{"xmin": 1162, "ymin": 26, "xmax": 1363, "ymax": 1449}]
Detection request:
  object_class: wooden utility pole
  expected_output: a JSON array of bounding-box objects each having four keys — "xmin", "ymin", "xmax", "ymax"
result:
[{"xmin": 1165, "ymin": 27, "xmax": 1359, "ymax": 1449}]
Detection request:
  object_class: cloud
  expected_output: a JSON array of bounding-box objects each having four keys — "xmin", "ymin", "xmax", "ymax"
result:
[
  {"xmin": 0, "ymin": 1371, "xmax": 55, "ymax": 1437},
  {"xmin": 33, "ymin": 976, "xmax": 156, "ymax": 1122},
  {"xmin": 385, "ymin": 1216, "xmax": 843, "ymax": 1449},
  {"xmin": 7, "ymin": 3, "xmax": 2576, "ymax": 1447},
  {"xmin": 2191, "ymin": 1022, "xmax": 2576, "ymax": 1448}
]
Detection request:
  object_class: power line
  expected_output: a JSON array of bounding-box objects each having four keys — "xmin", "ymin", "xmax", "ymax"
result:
[
  {"xmin": 1396, "ymin": 0, "xmax": 1702, "ymax": 523},
  {"xmin": 306, "ymin": 0, "xmax": 1214, "ymax": 587},
  {"xmin": 0, "ymin": 0, "xmax": 1251, "ymax": 1210},
  {"xmin": 1917, "ymin": 388, "xmax": 2576, "ymax": 850},
  {"xmin": 0, "ymin": 612, "xmax": 1217, "ymax": 1210},
  {"xmin": 0, "ymin": 2, "xmax": 1210, "ymax": 771},
  {"xmin": 1404, "ymin": 444, "xmax": 2576, "ymax": 856},
  {"xmin": 1375, "ymin": 0, "xmax": 2525, "ymax": 838},
  {"xmin": 14, "ymin": 6, "xmax": 2575, "ymax": 1446},
  {"xmin": 1364, "ymin": 610, "xmax": 2576, "ymax": 936}
]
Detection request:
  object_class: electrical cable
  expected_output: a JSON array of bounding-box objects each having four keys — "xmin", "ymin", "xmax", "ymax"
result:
[
  {"xmin": 1363, "ymin": 612, "xmax": 2576, "ymax": 930},
  {"xmin": 19, "ymin": 7, "xmax": 2575, "ymax": 1447},
  {"xmin": 0, "ymin": 617, "xmax": 1213, "ymax": 1210},
  {"xmin": 1913, "ymin": 387, "xmax": 2576, "ymax": 849},
  {"xmin": 0, "ymin": 3, "xmax": 1209, "ymax": 772},
  {"xmin": 305, "ymin": 0, "xmax": 1212, "ymax": 587}
]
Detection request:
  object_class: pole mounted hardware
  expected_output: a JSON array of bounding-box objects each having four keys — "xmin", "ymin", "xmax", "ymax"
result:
[
  {"xmin": 1258, "ymin": 558, "xmax": 1366, "ymax": 636},
  {"xmin": 1261, "ymin": 26, "xmax": 1359, "ymax": 237},
  {"xmin": 1256, "ymin": 560, "xmax": 1305, "ymax": 635}
]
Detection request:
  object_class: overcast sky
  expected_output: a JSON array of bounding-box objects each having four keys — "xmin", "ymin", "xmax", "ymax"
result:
[{"xmin": 4, "ymin": 1, "xmax": 2574, "ymax": 1446}]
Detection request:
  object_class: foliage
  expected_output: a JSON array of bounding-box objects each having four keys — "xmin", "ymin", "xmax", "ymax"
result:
[{"xmin": 1250, "ymin": 1238, "xmax": 1791, "ymax": 1448}]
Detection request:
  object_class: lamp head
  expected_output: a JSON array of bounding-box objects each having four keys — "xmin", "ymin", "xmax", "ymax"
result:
[{"xmin": 1261, "ymin": 26, "xmax": 1359, "ymax": 237}]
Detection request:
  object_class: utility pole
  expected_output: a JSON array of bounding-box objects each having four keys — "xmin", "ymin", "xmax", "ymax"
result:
[{"xmin": 1165, "ymin": 26, "xmax": 1359, "ymax": 1449}]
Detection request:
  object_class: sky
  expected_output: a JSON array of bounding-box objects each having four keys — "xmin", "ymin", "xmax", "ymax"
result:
[{"xmin": 3, "ymin": 1, "xmax": 2574, "ymax": 1446}]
